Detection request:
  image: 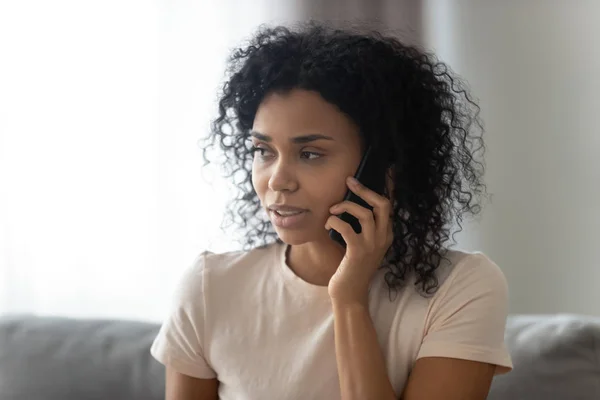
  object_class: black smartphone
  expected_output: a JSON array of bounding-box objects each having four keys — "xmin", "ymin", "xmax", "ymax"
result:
[{"xmin": 329, "ymin": 145, "xmax": 388, "ymax": 248}]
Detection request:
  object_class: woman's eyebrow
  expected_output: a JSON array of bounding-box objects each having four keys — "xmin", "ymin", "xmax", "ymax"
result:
[{"xmin": 250, "ymin": 130, "xmax": 334, "ymax": 143}]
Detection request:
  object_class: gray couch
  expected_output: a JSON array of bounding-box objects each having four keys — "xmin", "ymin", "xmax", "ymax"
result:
[{"xmin": 0, "ymin": 314, "xmax": 598, "ymax": 399}]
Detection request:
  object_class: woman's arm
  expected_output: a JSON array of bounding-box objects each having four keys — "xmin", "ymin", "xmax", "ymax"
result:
[
  {"xmin": 332, "ymin": 301, "xmax": 497, "ymax": 400},
  {"xmin": 328, "ymin": 179, "xmax": 505, "ymax": 399},
  {"xmin": 332, "ymin": 300, "xmax": 397, "ymax": 400},
  {"xmin": 166, "ymin": 367, "xmax": 219, "ymax": 400},
  {"xmin": 400, "ymin": 357, "xmax": 495, "ymax": 400}
]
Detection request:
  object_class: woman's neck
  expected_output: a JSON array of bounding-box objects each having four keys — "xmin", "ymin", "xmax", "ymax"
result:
[{"xmin": 285, "ymin": 239, "xmax": 346, "ymax": 286}]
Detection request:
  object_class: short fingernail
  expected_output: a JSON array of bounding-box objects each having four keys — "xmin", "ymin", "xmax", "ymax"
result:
[{"xmin": 348, "ymin": 176, "xmax": 359, "ymax": 185}]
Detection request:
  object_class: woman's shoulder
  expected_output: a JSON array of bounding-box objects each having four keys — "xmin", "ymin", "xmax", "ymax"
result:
[
  {"xmin": 191, "ymin": 241, "xmax": 283, "ymax": 283},
  {"xmin": 201, "ymin": 241, "xmax": 282, "ymax": 268},
  {"xmin": 172, "ymin": 242, "xmax": 283, "ymax": 302},
  {"xmin": 443, "ymin": 248, "xmax": 505, "ymax": 282},
  {"xmin": 431, "ymin": 248, "xmax": 508, "ymax": 302}
]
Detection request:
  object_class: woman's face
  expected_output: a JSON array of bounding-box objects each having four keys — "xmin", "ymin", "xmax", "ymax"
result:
[{"xmin": 251, "ymin": 89, "xmax": 363, "ymax": 245}]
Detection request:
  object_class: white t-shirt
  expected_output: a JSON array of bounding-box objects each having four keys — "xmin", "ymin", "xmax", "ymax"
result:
[{"xmin": 151, "ymin": 242, "xmax": 513, "ymax": 399}]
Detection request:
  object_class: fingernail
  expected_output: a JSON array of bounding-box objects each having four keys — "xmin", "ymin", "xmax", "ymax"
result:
[{"xmin": 348, "ymin": 176, "xmax": 359, "ymax": 186}]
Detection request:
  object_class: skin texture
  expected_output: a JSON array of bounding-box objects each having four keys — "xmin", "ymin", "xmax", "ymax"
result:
[{"xmin": 165, "ymin": 367, "xmax": 218, "ymax": 400}]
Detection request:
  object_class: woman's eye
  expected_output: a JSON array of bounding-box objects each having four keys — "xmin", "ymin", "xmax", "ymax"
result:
[
  {"xmin": 250, "ymin": 146, "xmax": 322, "ymax": 161},
  {"xmin": 300, "ymin": 151, "xmax": 322, "ymax": 160},
  {"xmin": 250, "ymin": 146, "xmax": 270, "ymax": 158}
]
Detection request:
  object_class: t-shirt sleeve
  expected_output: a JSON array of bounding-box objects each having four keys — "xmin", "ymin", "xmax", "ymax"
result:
[
  {"xmin": 416, "ymin": 253, "xmax": 513, "ymax": 375},
  {"xmin": 150, "ymin": 251, "xmax": 217, "ymax": 379}
]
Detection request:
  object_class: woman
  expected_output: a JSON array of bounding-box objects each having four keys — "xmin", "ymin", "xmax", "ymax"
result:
[{"xmin": 151, "ymin": 20, "xmax": 513, "ymax": 400}]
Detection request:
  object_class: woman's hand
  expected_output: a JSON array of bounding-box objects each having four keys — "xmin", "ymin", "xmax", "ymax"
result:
[{"xmin": 325, "ymin": 176, "xmax": 394, "ymax": 306}]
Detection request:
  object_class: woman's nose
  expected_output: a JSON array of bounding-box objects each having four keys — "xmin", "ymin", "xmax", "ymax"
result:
[{"xmin": 268, "ymin": 159, "xmax": 298, "ymax": 192}]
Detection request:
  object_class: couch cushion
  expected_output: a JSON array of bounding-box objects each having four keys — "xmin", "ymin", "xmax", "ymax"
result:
[
  {"xmin": 2, "ymin": 313, "xmax": 599, "ymax": 400},
  {"xmin": 0, "ymin": 314, "xmax": 164, "ymax": 400},
  {"xmin": 488, "ymin": 314, "xmax": 600, "ymax": 400}
]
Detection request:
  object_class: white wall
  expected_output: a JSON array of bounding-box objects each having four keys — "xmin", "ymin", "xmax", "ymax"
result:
[
  {"xmin": 424, "ymin": 1, "xmax": 600, "ymax": 316},
  {"xmin": 0, "ymin": 0, "xmax": 300, "ymax": 321}
]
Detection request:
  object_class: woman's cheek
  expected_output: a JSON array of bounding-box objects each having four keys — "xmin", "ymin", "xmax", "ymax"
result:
[{"xmin": 251, "ymin": 172, "xmax": 262, "ymax": 196}]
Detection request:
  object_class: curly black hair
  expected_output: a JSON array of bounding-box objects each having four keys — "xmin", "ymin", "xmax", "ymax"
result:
[{"xmin": 201, "ymin": 20, "xmax": 488, "ymax": 297}]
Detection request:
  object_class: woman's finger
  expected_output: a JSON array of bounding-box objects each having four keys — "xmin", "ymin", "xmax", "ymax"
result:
[
  {"xmin": 329, "ymin": 201, "xmax": 375, "ymax": 245},
  {"xmin": 345, "ymin": 176, "xmax": 392, "ymax": 238},
  {"xmin": 325, "ymin": 214, "xmax": 359, "ymax": 247}
]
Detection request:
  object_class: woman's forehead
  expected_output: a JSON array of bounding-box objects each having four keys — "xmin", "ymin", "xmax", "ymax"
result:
[{"xmin": 252, "ymin": 89, "xmax": 360, "ymax": 143}]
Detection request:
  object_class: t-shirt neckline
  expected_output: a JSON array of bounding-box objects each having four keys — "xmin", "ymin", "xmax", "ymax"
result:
[{"xmin": 276, "ymin": 242, "xmax": 332, "ymax": 302}]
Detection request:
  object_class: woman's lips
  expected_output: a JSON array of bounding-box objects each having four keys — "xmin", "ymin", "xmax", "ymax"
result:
[{"xmin": 270, "ymin": 209, "xmax": 309, "ymax": 228}]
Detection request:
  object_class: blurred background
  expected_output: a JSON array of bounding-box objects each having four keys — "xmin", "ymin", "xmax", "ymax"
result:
[{"xmin": 1, "ymin": 0, "xmax": 598, "ymax": 323}]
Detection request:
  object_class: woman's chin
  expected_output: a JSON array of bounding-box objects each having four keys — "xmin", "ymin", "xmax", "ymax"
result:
[
  {"xmin": 275, "ymin": 230, "xmax": 311, "ymax": 245},
  {"xmin": 275, "ymin": 227, "xmax": 331, "ymax": 246}
]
